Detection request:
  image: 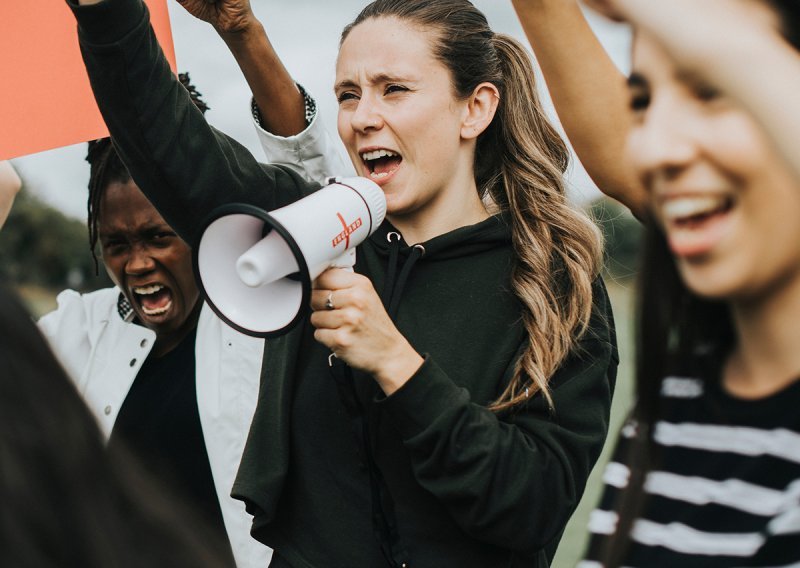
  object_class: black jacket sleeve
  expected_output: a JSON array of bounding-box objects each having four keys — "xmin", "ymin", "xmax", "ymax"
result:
[
  {"xmin": 66, "ymin": 0, "xmax": 319, "ymax": 247},
  {"xmin": 378, "ymin": 279, "xmax": 618, "ymax": 556}
]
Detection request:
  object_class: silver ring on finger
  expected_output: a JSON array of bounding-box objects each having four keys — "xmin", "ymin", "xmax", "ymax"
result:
[{"xmin": 325, "ymin": 292, "xmax": 335, "ymax": 311}]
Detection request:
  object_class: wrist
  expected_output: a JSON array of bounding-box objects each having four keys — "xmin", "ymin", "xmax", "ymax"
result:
[
  {"xmin": 218, "ymin": 19, "xmax": 266, "ymax": 48},
  {"xmin": 373, "ymin": 344, "xmax": 424, "ymax": 396}
]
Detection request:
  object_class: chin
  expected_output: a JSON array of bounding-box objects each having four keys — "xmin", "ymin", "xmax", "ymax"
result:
[
  {"xmin": 678, "ymin": 260, "xmax": 747, "ymax": 302},
  {"xmin": 138, "ymin": 311, "xmax": 180, "ymax": 333}
]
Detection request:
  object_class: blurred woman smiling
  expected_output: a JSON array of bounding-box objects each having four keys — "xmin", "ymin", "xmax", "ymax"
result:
[{"xmin": 511, "ymin": 0, "xmax": 800, "ymax": 565}]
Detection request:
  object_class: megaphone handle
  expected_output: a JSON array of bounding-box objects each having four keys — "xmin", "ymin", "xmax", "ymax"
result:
[
  {"xmin": 324, "ymin": 250, "xmax": 355, "ymax": 367},
  {"xmin": 330, "ymin": 248, "xmax": 357, "ymax": 272}
]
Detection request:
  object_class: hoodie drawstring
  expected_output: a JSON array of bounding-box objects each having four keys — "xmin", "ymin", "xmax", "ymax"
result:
[
  {"xmin": 381, "ymin": 232, "xmax": 425, "ymax": 320},
  {"xmin": 387, "ymin": 244, "xmax": 424, "ymax": 319},
  {"xmin": 380, "ymin": 232, "xmax": 402, "ymax": 308}
]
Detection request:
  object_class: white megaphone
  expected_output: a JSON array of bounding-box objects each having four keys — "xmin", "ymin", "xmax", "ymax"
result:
[{"xmin": 194, "ymin": 176, "xmax": 387, "ymax": 337}]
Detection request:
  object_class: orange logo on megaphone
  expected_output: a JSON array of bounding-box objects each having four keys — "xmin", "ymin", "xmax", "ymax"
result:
[{"xmin": 333, "ymin": 213, "xmax": 364, "ymax": 249}]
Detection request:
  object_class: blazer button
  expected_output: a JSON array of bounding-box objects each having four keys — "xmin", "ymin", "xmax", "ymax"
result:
[
  {"xmin": 140, "ymin": 339, "xmax": 148, "ymax": 348},
  {"xmin": 104, "ymin": 405, "xmax": 112, "ymax": 415},
  {"xmin": 129, "ymin": 358, "xmax": 137, "ymax": 367}
]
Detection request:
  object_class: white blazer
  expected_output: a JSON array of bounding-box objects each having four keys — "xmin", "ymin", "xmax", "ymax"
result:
[{"xmin": 38, "ymin": 287, "xmax": 271, "ymax": 568}]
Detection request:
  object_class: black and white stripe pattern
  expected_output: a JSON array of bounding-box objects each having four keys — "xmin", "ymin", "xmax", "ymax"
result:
[{"xmin": 581, "ymin": 376, "xmax": 800, "ymax": 567}]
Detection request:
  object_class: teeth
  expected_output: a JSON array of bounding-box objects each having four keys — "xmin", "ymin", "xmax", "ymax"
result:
[
  {"xmin": 361, "ymin": 149, "xmax": 398, "ymax": 161},
  {"xmin": 141, "ymin": 300, "xmax": 172, "ymax": 316},
  {"xmin": 370, "ymin": 172, "xmax": 389, "ymax": 179},
  {"xmin": 133, "ymin": 284, "xmax": 164, "ymax": 295},
  {"xmin": 661, "ymin": 196, "xmax": 728, "ymax": 222}
]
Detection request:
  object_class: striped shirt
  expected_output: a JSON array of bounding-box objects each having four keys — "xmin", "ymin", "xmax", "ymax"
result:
[{"xmin": 581, "ymin": 376, "xmax": 800, "ymax": 567}]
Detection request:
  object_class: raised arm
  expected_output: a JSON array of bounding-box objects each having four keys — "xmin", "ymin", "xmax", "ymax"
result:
[
  {"xmin": 69, "ymin": 0, "xmax": 316, "ymax": 246},
  {"xmin": 0, "ymin": 161, "xmax": 22, "ymax": 229},
  {"xmin": 595, "ymin": 0, "xmax": 800, "ymax": 181},
  {"xmin": 175, "ymin": 0, "xmax": 306, "ymax": 137},
  {"xmin": 510, "ymin": 0, "xmax": 646, "ymax": 217},
  {"xmin": 176, "ymin": 0, "xmax": 350, "ymax": 184}
]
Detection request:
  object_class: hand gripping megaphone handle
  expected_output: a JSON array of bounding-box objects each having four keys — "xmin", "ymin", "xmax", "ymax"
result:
[{"xmin": 328, "ymin": 248, "xmax": 356, "ymax": 272}]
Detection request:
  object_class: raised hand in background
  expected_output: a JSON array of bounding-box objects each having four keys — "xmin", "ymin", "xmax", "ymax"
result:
[{"xmin": 175, "ymin": 0, "xmax": 307, "ymax": 137}]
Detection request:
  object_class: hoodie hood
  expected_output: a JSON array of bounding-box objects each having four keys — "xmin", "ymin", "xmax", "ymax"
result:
[{"xmin": 362, "ymin": 213, "xmax": 513, "ymax": 320}]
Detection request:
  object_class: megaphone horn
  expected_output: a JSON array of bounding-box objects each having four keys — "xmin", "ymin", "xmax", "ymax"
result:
[{"xmin": 193, "ymin": 176, "xmax": 387, "ymax": 338}]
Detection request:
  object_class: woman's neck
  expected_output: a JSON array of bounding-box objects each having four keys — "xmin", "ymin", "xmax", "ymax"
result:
[
  {"xmin": 724, "ymin": 277, "xmax": 800, "ymax": 398},
  {"xmin": 388, "ymin": 179, "xmax": 490, "ymax": 244}
]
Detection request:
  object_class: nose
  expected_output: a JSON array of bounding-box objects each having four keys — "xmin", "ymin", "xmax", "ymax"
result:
[
  {"xmin": 349, "ymin": 94, "xmax": 384, "ymax": 133},
  {"xmin": 629, "ymin": 94, "xmax": 699, "ymax": 183},
  {"xmin": 125, "ymin": 244, "xmax": 156, "ymax": 275}
]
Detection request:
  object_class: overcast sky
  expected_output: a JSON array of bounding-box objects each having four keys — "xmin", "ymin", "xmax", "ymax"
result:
[{"xmin": 9, "ymin": 0, "xmax": 630, "ymax": 220}]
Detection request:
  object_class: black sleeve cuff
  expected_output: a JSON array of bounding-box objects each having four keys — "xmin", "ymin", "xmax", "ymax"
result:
[
  {"xmin": 66, "ymin": 0, "xmax": 147, "ymax": 46},
  {"xmin": 376, "ymin": 355, "xmax": 472, "ymax": 441}
]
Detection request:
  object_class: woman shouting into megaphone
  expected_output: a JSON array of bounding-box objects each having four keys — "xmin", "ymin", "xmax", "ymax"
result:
[{"xmin": 66, "ymin": 0, "xmax": 618, "ymax": 565}]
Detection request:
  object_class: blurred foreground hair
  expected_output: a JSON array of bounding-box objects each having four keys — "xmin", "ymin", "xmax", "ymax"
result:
[{"xmin": 0, "ymin": 283, "xmax": 231, "ymax": 568}]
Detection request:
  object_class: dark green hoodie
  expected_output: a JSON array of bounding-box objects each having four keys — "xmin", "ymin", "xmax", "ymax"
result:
[{"xmin": 68, "ymin": 1, "xmax": 618, "ymax": 565}]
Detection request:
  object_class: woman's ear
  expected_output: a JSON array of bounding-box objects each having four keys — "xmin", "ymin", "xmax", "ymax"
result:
[{"xmin": 461, "ymin": 82, "xmax": 500, "ymax": 140}]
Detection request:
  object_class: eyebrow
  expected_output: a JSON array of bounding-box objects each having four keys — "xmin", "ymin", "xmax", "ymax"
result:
[
  {"xmin": 99, "ymin": 223, "xmax": 170, "ymax": 240},
  {"xmin": 675, "ymin": 68, "xmax": 711, "ymax": 89},
  {"xmin": 334, "ymin": 72, "xmax": 414, "ymax": 93},
  {"xmin": 98, "ymin": 230, "xmax": 125, "ymax": 244}
]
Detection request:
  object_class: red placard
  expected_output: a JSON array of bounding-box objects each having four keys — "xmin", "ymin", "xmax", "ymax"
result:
[{"xmin": 0, "ymin": 0, "xmax": 176, "ymax": 160}]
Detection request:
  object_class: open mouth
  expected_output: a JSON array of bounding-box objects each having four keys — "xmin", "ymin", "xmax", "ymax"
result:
[
  {"xmin": 659, "ymin": 194, "xmax": 736, "ymax": 257},
  {"xmin": 661, "ymin": 195, "xmax": 734, "ymax": 228},
  {"xmin": 132, "ymin": 284, "xmax": 173, "ymax": 316},
  {"xmin": 361, "ymin": 149, "xmax": 402, "ymax": 181}
]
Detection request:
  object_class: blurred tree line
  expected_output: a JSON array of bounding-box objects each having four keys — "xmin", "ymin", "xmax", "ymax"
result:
[
  {"xmin": 0, "ymin": 187, "xmax": 111, "ymax": 297},
  {"xmin": 588, "ymin": 196, "xmax": 643, "ymax": 282},
  {"xmin": 0, "ymin": 183, "xmax": 641, "ymax": 315}
]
